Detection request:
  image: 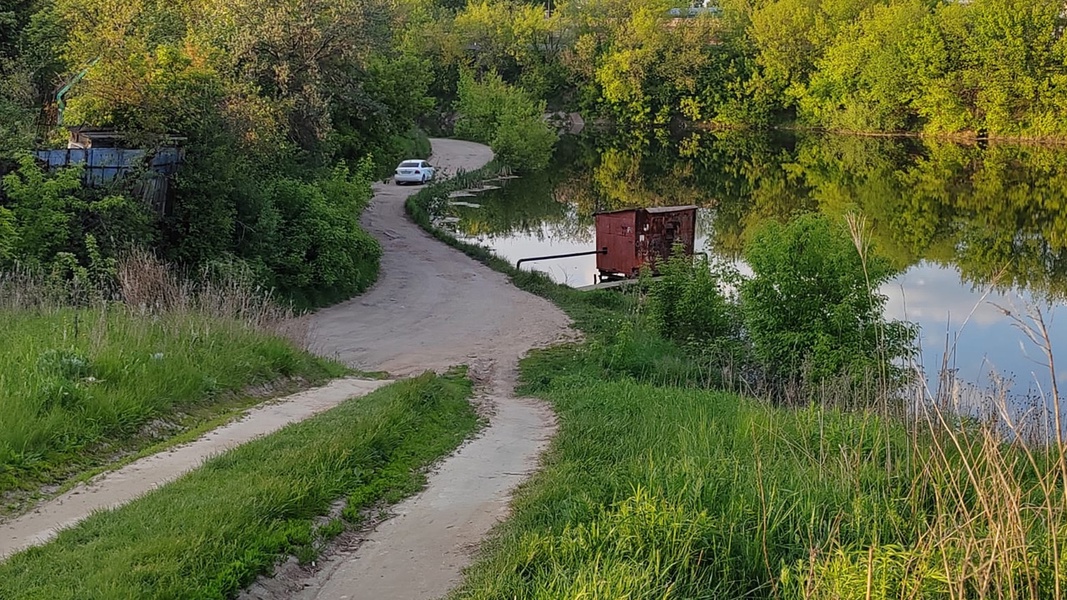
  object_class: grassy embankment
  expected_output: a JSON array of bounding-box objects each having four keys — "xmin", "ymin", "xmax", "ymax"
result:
[
  {"xmin": 0, "ymin": 258, "xmax": 350, "ymax": 511},
  {"xmin": 408, "ymin": 171, "xmax": 1067, "ymax": 599},
  {"xmin": 0, "ymin": 369, "xmax": 478, "ymax": 597}
]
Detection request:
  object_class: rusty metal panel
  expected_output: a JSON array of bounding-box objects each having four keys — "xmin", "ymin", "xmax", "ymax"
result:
[
  {"xmin": 637, "ymin": 206, "xmax": 697, "ymax": 274},
  {"xmin": 595, "ymin": 210, "xmax": 639, "ymax": 277},
  {"xmin": 596, "ymin": 206, "xmax": 697, "ymax": 279}
]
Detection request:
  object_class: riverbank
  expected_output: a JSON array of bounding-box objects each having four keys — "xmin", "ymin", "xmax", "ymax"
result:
[
  {"xmin": 451, "ymin": 341, "xmax": 1067, "ymax": 598},
  {"xmin": 407, "ymin": 169, "xmax": 1067, "ymax": 598}
]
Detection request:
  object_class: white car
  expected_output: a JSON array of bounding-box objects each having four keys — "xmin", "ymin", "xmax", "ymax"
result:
[{"xmin": 394, "ymin": 159, "xmax": 435, "ymax": 185}]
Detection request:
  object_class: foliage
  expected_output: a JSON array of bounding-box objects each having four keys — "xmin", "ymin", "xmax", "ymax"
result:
[
  {"xmin": 0, "ymin": 76, "xmax": 33, "ymax": 157},
  {"xmin": 424, "ymin": 0, "xmax": 1067, "ymax": 137},
  {"xmin": 0, "ymin": 204, "xmax": 15, "ymax": 263},
  {"xmin": 740, "ymin": 213, "xmax": 913, "ymax": 384},
  {"xmin": 256, "ymin": 164, "xmax": 381, "ymax": 305},
  {"xmin": 1, "ymin": 155, "xmax": 154, "ymax": 269},
  {"xmin": 492, "ymin": 110, "xmax": 559, "ymax": 173},
  {"xmin": 646, "ymin": 249, "xmax": 740, "ymax": 351},
  {"xmin": 0, "ymin": 0, "xmax": 443, "ymax": 305},
  {"xmin": 455, "ymin": 70, "xmax": 557, "ymax": 171},
  {"xmin": 1, "ymin": 156, "xmax": 83, "ymax": 265},
  {"xmin": 0, "ymin": 371, "xmax": 477, "ymax": 597}
]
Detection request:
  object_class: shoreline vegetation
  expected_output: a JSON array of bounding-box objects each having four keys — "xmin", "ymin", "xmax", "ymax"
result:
[
  {"xmin": 696, "ymin": 122, "xmax": 1067, "ymax": 147},
  {"xmin": 408, "ymin": 168, "xmax": 1067, "ymax": 599}
]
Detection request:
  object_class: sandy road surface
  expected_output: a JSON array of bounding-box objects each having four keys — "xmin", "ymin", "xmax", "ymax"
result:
[
  {"xmin": 310, "ymin": 139, "xmax": 570, "ymax": 378},
  {"xmin": 241, "ymin": 139, "xmax": 571, "ymax": 600}
]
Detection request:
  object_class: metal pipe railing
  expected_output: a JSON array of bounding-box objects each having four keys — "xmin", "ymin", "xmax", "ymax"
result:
[{"xmin": 516, "ymin": 247, "xmax": 607, "ymax": 270}]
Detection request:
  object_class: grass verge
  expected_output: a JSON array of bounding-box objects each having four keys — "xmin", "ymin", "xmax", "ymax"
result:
[
  {"xmin": 0, "ymin": 370, "xmax": 479, "ymax": 598},
  {"xmin": 0, "ymin": 306, "xmax": 346, "ymax": 507}
]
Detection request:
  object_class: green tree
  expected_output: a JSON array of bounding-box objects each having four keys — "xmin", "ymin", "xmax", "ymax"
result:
[
  {"xmin": 1, "ymin": 155, "xmax": 84, "ymax": 265},
  {"xmin": 964, "ymin": 0, "xmax": 1067, "ymax": 135},
  {"xmin": 455, "ymin": 70, "xmax": 557, "ymax": 170},
  {"xmin": 798, "ymin": 0, "xmax": 929, "ymax": 131}
]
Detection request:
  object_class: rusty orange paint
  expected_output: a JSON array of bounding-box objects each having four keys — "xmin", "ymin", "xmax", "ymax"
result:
[{"xmin": 595, "ymin": 206, "xmax": 697, "ymax": 279}]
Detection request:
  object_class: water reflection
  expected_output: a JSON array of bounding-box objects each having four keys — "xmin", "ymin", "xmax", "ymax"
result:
[{"xmin": 439, "ymin": 132, "xmax": 1067, "ymax": 409}]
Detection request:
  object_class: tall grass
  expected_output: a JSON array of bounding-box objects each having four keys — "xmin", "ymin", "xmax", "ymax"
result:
[
  {"xmin": 450, "ymin": 342, "xmax": 1067, "ymax": 599},
  {"xmin": 0, "ymin": 371, "xmax": 478, "ymax": 598},
  {"xmin": 0, "ymin": 252, "xmax": 343, "ymax": 497}
]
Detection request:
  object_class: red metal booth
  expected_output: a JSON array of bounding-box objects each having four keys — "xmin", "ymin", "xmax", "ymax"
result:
[{"xmin": 594, "ymin": 205, "xmax": 698, "ymax": 280}]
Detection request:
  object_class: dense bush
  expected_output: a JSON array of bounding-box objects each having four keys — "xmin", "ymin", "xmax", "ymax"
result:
[
  {"xmin": 630, "ymin": 215, "xmax": 916, "ymax": 394},
  {"xmin": 258, "ymin": 164, "xmax": 381, "ymax": 305},
  {"xmin": 455, "ymin": 70, "xmax": 557, "ymax": 171},
  {"xmin": 646, "ymin": 249, "xmax": 740, "ymax": 350},
  {"xmin": 1, "ymin": 156, "xmax": 154, "ymax": 270},
  {"xmin": 740, "ymin": 213, "xmax": 915, "ymax": 384}
]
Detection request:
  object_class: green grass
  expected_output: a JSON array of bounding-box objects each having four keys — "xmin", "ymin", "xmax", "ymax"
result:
[
  {"xmin": 0, "ymin": 370, "xmax": 479, "ymax": 599},
  {"xmin": 449, "ymin": 346, "xmax": 1066, "ymax": 599},
  {"xmin": 450, "ymin": 346, "xmax": 912, "ymax": 598},
  {"xmin": 409, "ymin": 168, "xmax": 1067, "ymax": 599},
  {"xmin": 0, "ymin": 306, "xmax": 345, "ymax": 499}
]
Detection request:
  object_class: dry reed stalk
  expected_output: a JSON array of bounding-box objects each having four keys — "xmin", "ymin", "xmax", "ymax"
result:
[
  {"xmin": 2, "ymin": 250, "xmax": 309, "ymax": 347},
  {"xmin": 115, "ymin": 249, "xmax": 303, "ymax": 338}
]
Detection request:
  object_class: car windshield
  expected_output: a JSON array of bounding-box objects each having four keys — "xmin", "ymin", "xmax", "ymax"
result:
[{"xmin": 399, "ymin": 161, "xmax": 421, "ymax": 168}]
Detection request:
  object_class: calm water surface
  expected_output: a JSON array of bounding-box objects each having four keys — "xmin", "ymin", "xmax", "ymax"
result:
[{"xmin": 438, "ymin": 132, "xmax": 1067, "ymax": 420}]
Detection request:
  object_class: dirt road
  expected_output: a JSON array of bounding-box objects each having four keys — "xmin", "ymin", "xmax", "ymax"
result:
[
  {"xmin": 310, "ymin": 139, "xmax": 569, "ymax": 378},
  {"xmin": 1, "ymin": 139, "xmax": 570, "ymax": 598},
  {"xmin": 263, "ymin": 139, "xmax": 571, "ymax": 599}
]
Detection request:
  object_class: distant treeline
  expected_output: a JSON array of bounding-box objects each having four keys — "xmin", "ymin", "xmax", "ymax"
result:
[
  {"xmin": 416, "ymin": 0, "xmax": 1067, "ymax": 137},
  {"xmin": 1, "ymin": 0, "xmax": 1064, "ymax": 302}
]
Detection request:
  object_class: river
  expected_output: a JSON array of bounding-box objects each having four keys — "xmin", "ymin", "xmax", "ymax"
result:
[{"xmin": 436, "ymin": 131, "xmax": 1067, "ymax": 428}]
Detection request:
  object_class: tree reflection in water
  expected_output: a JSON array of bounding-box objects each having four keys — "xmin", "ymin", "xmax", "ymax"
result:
[{"xmin": 436, "ymin": 130, "xmax": 1067, "ymax": 411}]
